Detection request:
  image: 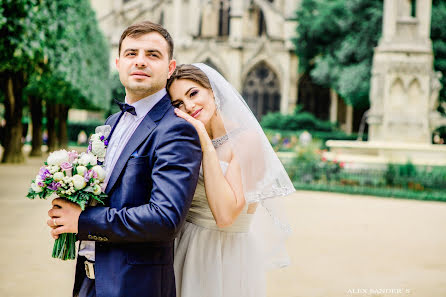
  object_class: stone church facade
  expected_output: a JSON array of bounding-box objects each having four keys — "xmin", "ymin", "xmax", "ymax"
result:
[
  {"xmin": 90, "ymin": 0, "xmax": 300, "ymax": 120},
  {"xmin": 90, "ymin": 0, "xmax": 353, "ymax": 130}
]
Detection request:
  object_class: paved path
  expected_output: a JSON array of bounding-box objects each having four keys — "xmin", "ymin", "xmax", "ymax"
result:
[{"xmin": 1, "ymin": 156, "xmax": 446, "ymax": 297}]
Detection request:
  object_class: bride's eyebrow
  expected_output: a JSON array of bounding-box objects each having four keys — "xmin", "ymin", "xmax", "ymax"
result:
[{"xmin": 185, "ymin": 87, "xmax": 195, "ymax": 96}]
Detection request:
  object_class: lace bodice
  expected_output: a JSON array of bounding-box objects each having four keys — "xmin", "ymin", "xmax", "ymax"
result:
[{"xmin": 186, "ymin": 161, "xmax": 253, "ymax": 233}]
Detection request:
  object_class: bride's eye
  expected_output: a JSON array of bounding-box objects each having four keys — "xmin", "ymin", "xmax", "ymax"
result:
[
  {"xmin": 173, "ymin": 101, "xmax": 183, "ymax": 108},
  {"xmin": 190, "ymin": 90, "xmax": 198, "ymax": 97}
]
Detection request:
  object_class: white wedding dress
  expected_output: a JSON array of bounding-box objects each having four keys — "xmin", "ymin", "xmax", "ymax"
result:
[{"xmin": 174, "ymin": 161, "xmax": 266, "ymax": 297}]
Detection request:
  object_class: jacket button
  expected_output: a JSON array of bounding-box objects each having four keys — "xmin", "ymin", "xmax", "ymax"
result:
[
  {"xmin": 97, "ymin": 237, "xmax": 103, "ymax": 241},
  {"xmin": 87, "ymin": 235, "xmax": 93, "ymax": 240},
  {"xmin": 103, "ymin": 237, "xmax": 109, "ymax": 241},
  {"xmin": 93, "ymin": 236, "xmax": 98, "ymax": 240}
]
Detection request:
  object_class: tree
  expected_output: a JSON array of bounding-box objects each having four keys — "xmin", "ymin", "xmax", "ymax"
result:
[
  {"xmin": 294, "ymin": 0, "xmax": 383, "ymax": 109},
  {"xmin": 295, "ymin": 0, "xmax": 446, "ymax": 114},
  {"xmin": 0, "ymin": 0, "xmax": 110, "ymax": 161},
  {"xmin": 0, "ymin": 0, "xmax": 49, "ymax": 163},
  {"xmin": 431, "ymin": 0, "xmax": 446, "ymax": 115}
]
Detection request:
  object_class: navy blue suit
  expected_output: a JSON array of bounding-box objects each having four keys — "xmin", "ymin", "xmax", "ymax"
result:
[{"xmin": 73, "ymin": 95, "xmax": 202, "ymax": 297}]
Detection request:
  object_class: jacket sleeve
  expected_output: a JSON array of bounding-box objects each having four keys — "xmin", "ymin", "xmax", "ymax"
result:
[{"xmin": 76, "ymin": 120, "xmax": 202, "ymax": 242}]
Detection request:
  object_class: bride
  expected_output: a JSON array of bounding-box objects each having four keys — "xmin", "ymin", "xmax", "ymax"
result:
[{"xmin": 167, "ymin": 63, "xmax": 295, "ymax": 297}]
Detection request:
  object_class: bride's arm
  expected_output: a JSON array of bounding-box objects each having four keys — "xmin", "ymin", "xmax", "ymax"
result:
[
  {"xmin": 175, "ymin": 108, "xmax": 245, "ymax": 228},
  {"xmin": 201, "ymin": 142, "xmax": 246, "ymax": 228}
]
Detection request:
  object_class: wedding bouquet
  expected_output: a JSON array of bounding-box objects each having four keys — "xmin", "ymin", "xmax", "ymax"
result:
[{"xmin": 26, "ymin": 126, "xmax": 110, "ymax": 260}]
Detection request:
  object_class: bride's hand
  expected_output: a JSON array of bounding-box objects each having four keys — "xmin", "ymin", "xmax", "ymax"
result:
[
  {"xmin": 174, "ymin": 108, "xmax": 212, "ymax": 147},
  {"xmin": 174, "ymin": 108, "xmax": 206, "ymax": 133}
]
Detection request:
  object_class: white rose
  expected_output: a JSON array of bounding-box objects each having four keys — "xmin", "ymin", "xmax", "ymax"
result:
[
  {"xmin": 92, "ymin": 184, "xmax": 102, "ymax": 195},
  {"xmin": 79, "ymin": 153, "xmax": 97, "ymax": 166},
  {"xmin": 91, "ymin": 140, "xmax": 106, "ymax": 158},
  {"xmin": 72, "ymin": 175, "xmax": 86, "ymax": 190},
  {"xmin": 53, "ymin": 172, "xmax": 65, "ymax": 181},
  {"xmin": 90, "ymin": 133, "xmax": 102, "ymax": 142},
  {"xmin": 31, "ymin": 183, "xmax": 43, "ymax": 193},
  {"xmin": 47, "ymin": 150, "xmax": 69, "ymax": 166},
  {"xmin": 91, "ymin": 165, "xmax": 106, "ymax": 181},
  {"xmin": 76, "ymin": 165, "xmax": 88, "ymax": 176}
]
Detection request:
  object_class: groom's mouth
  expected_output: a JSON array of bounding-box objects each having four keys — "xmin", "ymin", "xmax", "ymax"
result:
[
  {"xmin": 190, "ymin": 108, "xmax": 202, "ymax": 118},
  {"xmin": 130, "ymin": 71, "xmax": 150, "ymax": 79}
]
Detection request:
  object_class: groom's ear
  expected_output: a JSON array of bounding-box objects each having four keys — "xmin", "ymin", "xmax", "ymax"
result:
[
  {"xmin": 167, "ymin": 59, "xmax": 176, "ymax": 79},
  {"xmin": 115, "ymin": 57, "xmax": 120, "ymax": 70}
]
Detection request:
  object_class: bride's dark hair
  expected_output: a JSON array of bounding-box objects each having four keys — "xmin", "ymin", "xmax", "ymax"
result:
[{"xmin": 167, "ymin": 64, "xmax": 212, "ymax": 91}]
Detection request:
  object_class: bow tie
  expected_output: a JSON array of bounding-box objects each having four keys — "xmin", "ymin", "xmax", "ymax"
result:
[{"xmin": 114, "ymin": 99, "xmax": 137, "ymax": 116}]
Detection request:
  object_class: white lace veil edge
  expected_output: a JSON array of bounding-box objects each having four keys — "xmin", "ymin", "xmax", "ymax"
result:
[{"xmin": 193, "ymin": 63, "xmax": 296, "ymax": 270}]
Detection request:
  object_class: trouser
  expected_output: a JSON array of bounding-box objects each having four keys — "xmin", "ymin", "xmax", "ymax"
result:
[
  {"xmin": 74, "ymin": 255, "xmax": 96, "ymax": 297},
  {"xmin": 75, "ymin": 275, "xmax": 95, "ymax": 297}
]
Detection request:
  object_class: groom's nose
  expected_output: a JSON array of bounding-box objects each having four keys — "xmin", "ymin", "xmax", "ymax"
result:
[{"xmin": 134, "ymin": 53, "xmax": 147, "ymax": 68}]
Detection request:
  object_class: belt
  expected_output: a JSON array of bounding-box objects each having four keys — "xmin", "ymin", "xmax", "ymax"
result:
[{"xmin": 84, "ymin": 260, "xmax": 95, "ymax": 280}]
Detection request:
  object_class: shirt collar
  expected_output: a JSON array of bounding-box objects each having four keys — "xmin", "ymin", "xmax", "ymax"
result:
[{"xmin": 125, "ymin": 88, "xmax": 167, "ymax": 120}]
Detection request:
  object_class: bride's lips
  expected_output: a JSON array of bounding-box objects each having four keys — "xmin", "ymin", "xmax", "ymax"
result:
[
  {"xmin": 130, "ymin": 71, "xmax": 150, "ymax": 79},
  {"xmin": 190, "ymin": 108, "xmax": 202, "ymax": 118}
]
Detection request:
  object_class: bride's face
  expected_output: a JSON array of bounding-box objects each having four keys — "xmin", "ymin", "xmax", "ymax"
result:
[{"xmin": 169, "ymin": 79, "xmax": 217, "ymax": 125}]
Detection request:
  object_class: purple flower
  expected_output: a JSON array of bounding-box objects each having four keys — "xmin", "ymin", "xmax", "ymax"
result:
[
  {"xmin": 48, "ymin": 181, "xmax": 61, "ymax": 191},
  {"xmin": 100, "ymin": 135, "xmax": 105, "ymax": 141},
  {"xmin": 68, "ymin": 151, "xmax": 78, "ymax": 163},
  {"xmin": 39, "ymin": 167, "xmax": 51, "ymax": 180},
  {"xmin": 37, "ymin": 181, "xmax": 45, "ymax": 187},
  {"xmin": 104, "ymin": 140, "xmax": 109, "ymax": 146},
  {"xmin": 87, "ymin": 143, "xmax": 92, "ymax": 153},
  {"xmin": 84, "ymin": 169, "xmax": 98, "ymax": 182}
]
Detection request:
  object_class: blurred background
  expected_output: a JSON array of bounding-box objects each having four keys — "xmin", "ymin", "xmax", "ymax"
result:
[{"xmin": 1, "ymin": 0, "xmax": 446, "ymax": 296}]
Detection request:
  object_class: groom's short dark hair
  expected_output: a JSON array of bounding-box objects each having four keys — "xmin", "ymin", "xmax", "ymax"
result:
[{"xmin": 118, "ymin": 21, "xmax": 174, "ymax": 59}]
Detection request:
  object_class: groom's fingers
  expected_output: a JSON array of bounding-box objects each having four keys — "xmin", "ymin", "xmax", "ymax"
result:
[
  {"xmin": 48, "ymin": 207, "xmax": 63, "ymax": 218},
  {"xmin": 52, "ymin": 198, "xmax": 66, "ymax": 208},
  {"xmin": 51, "ymin": 225, "xmax": 67, "ymax": 238}
]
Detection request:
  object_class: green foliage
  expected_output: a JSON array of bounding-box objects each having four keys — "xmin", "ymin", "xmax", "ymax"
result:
[
  {"xmin": 294, "ymin": 0, "xmax": 383, "ymax": 108},
  {"xmin": 261, "ymin": 106, "xmax": 335, "ymax": 131},
  {"xmin": 1, "ymin": 0, "xmax": 110, "ymax": 110},
  {"xmin": 293, "ymin": 183, "xmax": 446, "ymax": 202},
  {"xmin": 431, "ymin": 0, "xmax": 446, "ymax": 114},
  {"xmin": 295, "ymin": 0, "xmax": 446, "ymax": 112}
]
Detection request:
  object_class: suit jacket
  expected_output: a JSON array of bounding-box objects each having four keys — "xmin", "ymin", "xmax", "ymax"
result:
[{"xmin": 73, "ymin": 94, "xmax": 202, "ymax": 297}]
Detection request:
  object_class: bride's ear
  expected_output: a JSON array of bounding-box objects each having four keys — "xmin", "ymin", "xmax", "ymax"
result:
[{"xmin": 168, "ymin": 59, "xmax": 177, "ymax": 78}]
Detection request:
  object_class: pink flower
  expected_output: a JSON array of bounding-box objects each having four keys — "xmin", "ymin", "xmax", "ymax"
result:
[
  {"xmin": 60, "ymin": 162, "xmax": 73, "ymax": 177},
  {"xmin": 68, "ymin": 151, "xmax": 78, "ymax": 163},
  {"xmin": 340, "ymin": 162, "xmax": 345, "ymax": 168},
  {"xmin": 321, "ymin": 157, "xmax": 327, "ymax": 162}
]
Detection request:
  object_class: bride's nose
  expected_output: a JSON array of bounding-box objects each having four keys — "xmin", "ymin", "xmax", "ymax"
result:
[{"xmin": 184, "ymin": 101, "xmax": 195, "ymax": 113}]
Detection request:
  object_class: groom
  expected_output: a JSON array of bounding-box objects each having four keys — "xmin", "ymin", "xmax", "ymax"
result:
[{"xmin": 47, "ymin": 21, "xmax": 202, "ymax": 297}]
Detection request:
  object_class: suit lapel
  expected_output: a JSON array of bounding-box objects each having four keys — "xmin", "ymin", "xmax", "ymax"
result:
[{"xmin": 105, "ymin": 95, "xmax": 172, "ymax": 194}]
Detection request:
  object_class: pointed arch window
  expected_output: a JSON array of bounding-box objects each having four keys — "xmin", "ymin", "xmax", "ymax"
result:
[
  {"xmin": 242, "ymin": 62, "xmax": 281, "ymax": 120},
  {"xmin": 218, "ymin": 0, "xmax": 231, "ymax": 36}
]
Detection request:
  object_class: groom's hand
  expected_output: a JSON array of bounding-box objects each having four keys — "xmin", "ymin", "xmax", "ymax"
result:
[{"xmin": 47, "ymin": 198, "xmax": 81, "ymax": 239}]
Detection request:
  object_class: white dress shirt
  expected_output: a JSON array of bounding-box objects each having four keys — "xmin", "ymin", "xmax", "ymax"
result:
[{"xmin": 79, "ymin": 88, "xmax": 167, "ymax": 261}]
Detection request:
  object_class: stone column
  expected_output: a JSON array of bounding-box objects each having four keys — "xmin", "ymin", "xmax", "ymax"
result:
[
  {"xmin": 229, "ymin": 0, "xmax": 243, "ymax": 45},
  {"xmin": 345, "ymin": 105, "xmax": 353, "ymax": 134},
  {"xmin": 382, "ymin": 0, "xmax": 397, "ymax": 42},
  {"xmin": 330, "ymin": 89, "xmax": 338, "ymax": 124},
  {"xmin": 417, "ymin": 0, "xmax": 432, "ymax": 42}
]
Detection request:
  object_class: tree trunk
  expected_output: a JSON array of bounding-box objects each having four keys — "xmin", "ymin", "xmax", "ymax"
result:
[
  {"xmin": 57, "ymin": 104, "xmax": 69, "ymax": 149},
  {"xmin": 46, "ymin": 103, "xmax": 58, "ymax": 152},
  {"xmin": 1, "ymin": 72, "xmax": 24, "ymax": 163},
  {"xmin": 29, "ymin": 96, "xmax": 42, "ymax": 157}
]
